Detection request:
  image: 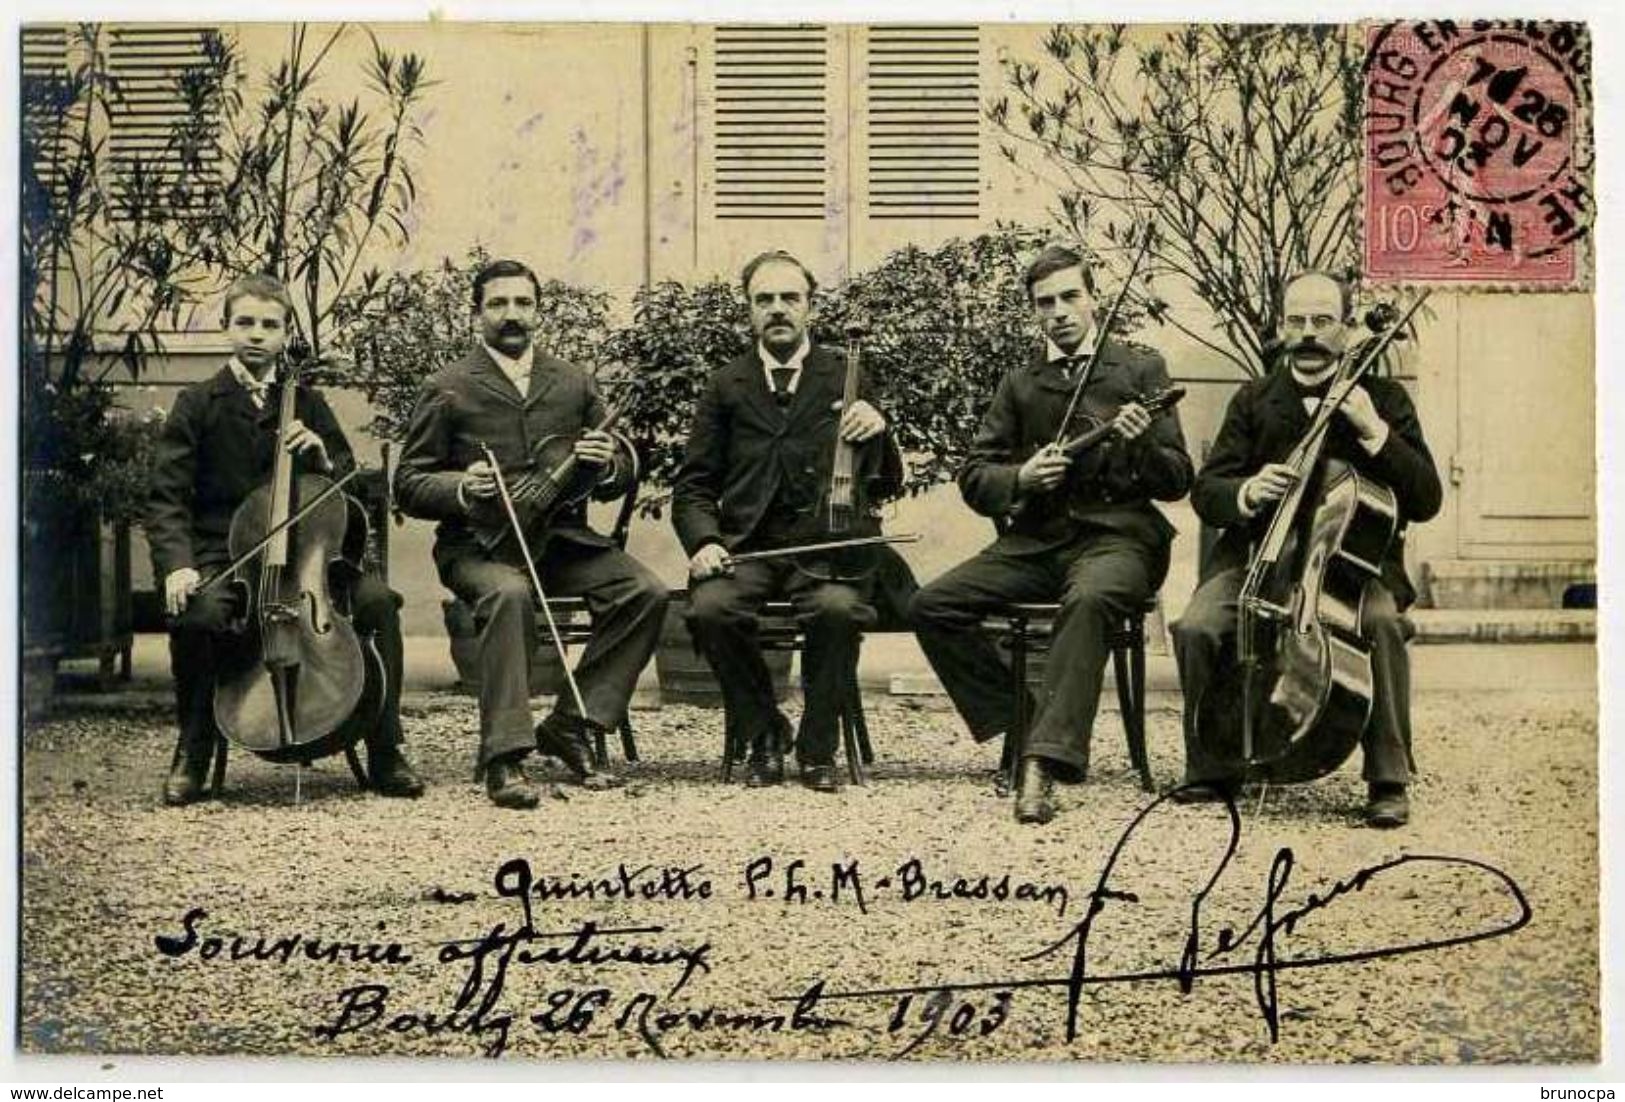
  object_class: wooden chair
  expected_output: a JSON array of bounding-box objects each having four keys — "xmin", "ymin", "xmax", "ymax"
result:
[
  {"xmin": 995, "ymin": 596, "xmax": 1161, "ymax": 793},
  {"xmin": 716, "ymin": 600, "xmax": 874, "ymax": 785}
]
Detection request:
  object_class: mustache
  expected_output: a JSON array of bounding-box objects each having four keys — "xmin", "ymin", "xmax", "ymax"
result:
[
  {"xmin": 1290, "ymin": 338, "xmax": 1331, "ymax": 356},
  {"xmin": 497, "ymin": 321, "xmax": 527, "ymax": 336}
]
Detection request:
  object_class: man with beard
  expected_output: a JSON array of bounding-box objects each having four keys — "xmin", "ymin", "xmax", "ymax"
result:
[
  {"xmin": 395, "ymin": 259, "xmax": 667, "ymax": 809},
  {"xmin": 1171, "ymin": 270, "xmax": 1442, "ymax": 827},
  {"xmin": 908, "ymin": 244, "xmax": 1193, "ymax": 825},
  {"xmin": 672, "ymin": 250, "xmax": 899, "ymax": 792},
  {"xmin": 148, "ymin": 273, "xmax": 424, "ymax": 804}
]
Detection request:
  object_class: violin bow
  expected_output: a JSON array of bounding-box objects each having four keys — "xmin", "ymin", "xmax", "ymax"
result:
[
  {"xmin": 477, "ymin": 441, "xmax": 592, "ymax": 722},
  {"xmin": 193, "ymin": 468, "xmax": 363, "ymax": 598},
  {"xmin": 722, "ymin": 532, "xmax": 920, "ymax": 567},
  {"xmin": 1052, "ymin": 223, "xmax": 1156, "ymax": 447}
]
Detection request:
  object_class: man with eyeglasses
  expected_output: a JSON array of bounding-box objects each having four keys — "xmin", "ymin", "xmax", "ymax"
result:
[{"xmin": 1170, "ymin": 270, "xmax": 1443, "ymax": 828}]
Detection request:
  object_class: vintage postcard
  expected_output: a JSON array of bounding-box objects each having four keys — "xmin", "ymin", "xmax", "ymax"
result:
[{"xmin": 7, "ymin": 11, "xmax": 1609, "ymax": 1073}]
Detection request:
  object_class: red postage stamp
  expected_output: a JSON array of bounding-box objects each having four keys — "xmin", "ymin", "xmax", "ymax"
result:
[{"xmin": 1363, "ymin": 20, "xmax": 1592, "ymax": 288}]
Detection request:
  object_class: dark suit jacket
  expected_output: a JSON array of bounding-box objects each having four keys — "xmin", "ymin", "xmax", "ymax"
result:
[
  {"xmin": 671, "ymin": 344, "xmax": 903, "ymax": 555},
  {"xmin": 393, "ymin": 346, "xmax": 632, "ymax": 578},
  {"xmin": 1192, "ymin": 366, "xmax": 1443, "ymax": 603},
  {"xmin": 958, "ymin": 340, "xmax": 1193, "ymax": 556},
  {"xmin": 146, "ymin": 366, "xmax": 354, "ymax": 580}
]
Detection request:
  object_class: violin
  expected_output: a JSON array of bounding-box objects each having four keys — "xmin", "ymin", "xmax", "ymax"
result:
[
  {"xmin": 784, "ymin": 324, "xmax": 906, "ymax": 584},
  {"xmin": 471, "ymin": 399, "xmax": 632, "ymax": 553},
  {"xmin": 210, "ymin": 355, "xmax": 386, "ymax": 765},
  {"xmin": 1192, "ymin": 293, "xmax": 1430, "ymax": 784}
]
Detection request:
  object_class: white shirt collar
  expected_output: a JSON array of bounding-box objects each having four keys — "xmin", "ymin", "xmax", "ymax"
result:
[
  {"xmin": 228, "ymin": 357, "xmax": 275, "ymax": 408},
  {"xmin": 1045, "ymin": 330, "xmax": 1095, "ymax": 366},
  {"xmin": 483, "ymin": 341, "xmax": 536, "ymax": 392},
  {"xmin": 759, "ymin": 337, "xmax": 811, "ymax": 392}
]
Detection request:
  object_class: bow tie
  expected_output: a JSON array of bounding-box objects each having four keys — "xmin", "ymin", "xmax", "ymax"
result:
[{"xmin": 1056, "ymin": 353, "xmax": 1091, "ymax": 380}]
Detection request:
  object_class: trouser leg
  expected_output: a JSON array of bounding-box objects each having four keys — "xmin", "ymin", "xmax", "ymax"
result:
[
  {"xmin": 785, "ymin": 572, "xmax": 873, "ymax": 765},
  {"xmin": 541, "ymin": 543, "xmax": 668, "ymax": 730},
  {"xmin": 1171, "ymin": 568, "xmax": 1246, "ymax": 785},
  {"xmin": 1359, "ymin": 582, "xmax": 1413, "ymax": 786},
  {"xmin": 687, "ymin": 561, "xmax": 780, "ymax": 754},
  {"xmin": 169, "ymin": 585, "xmax": 242, "ymax": 762},
  {"xmin": 445, "ymin": 556, "xmax": 538, "ymax": 769},
  {"xmin": 907, "ymin": 548, "xmax": 1055, "ymax": 741},
  {"xmin": 1026, "ymin": 534, "xmax": 1167, "ymax": 781},
  {"xmin": 348, "ymin": 574, "xmax": 406, "ymax": 751}
]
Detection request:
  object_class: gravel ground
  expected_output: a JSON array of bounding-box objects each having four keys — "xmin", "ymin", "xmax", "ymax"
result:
[{"xmin": 18, "ymin": 688, "xmax": 1598, "ymax": 1065}]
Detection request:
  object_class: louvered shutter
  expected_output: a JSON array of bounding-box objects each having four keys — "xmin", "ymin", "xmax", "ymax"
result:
[
  {"xmin": 106, "ymin": 25, "xmax": 221, "ymax": 211},
  {"xmin": 712, "ymin": 24, "xmax": 828, "ymax": 221},
  {"xmin": 20, "ymin": 25, "xmax": 71, "ymax": 199},
  {"xmin": 865, "ymin": 25, "xmax": 980, "ymax": 220}
]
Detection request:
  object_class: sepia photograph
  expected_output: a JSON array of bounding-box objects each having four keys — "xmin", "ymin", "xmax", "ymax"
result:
[{"xmin": 6, "ymin": 8, "xmax": 1611, "ymax": 1072}]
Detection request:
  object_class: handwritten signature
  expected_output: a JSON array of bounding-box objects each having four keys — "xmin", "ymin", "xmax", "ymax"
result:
[{"xmin": 785, "ymin": 785, "xmax": 1532, "ymax": 1053}]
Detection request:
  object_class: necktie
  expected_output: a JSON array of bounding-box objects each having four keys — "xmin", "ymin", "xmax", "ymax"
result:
[
  {"xmin": 771, "ymin": 366, "xmax": 795, "ymax": 404},
  {"xmin": 1064, "ymin": 354, "xmax": 1091, "ymax": 383}
]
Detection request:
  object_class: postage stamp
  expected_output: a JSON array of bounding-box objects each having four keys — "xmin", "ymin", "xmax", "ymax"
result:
[{"xmin": 1362, "ymin": 20, "xmax": 1593, "ymax": 289}]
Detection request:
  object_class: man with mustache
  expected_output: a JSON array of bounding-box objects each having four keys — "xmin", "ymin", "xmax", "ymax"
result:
[
  {"xmin": 395, "ymin": 259, "xmax": 667, "ymax": 808},
  {"xmin": 1171, "ymin": 270, "xmax": 1443, "ymax": 827},
  {"xmin": 672, "ymin": 250, "xmax": 899, "ymax": 792},
  {"xmin": 148, "ymin": 273, "xmax": 423, "ymax": 804},
  {"xmin": 909, "ymin": 244, "xmax": 1193, "ymax": 824}
]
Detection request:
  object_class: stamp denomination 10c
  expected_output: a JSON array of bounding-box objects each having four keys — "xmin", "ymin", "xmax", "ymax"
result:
[{"xmin": 1363, "ymin": 20, "xmax": 1592, "ymax": 289}]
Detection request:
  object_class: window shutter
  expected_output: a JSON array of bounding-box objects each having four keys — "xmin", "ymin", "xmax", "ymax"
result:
[
  {"xmin": 20, "ymin": 25, "xmax": 71, "ymax": 198},
  {"xmin": 865, "ymin": 25, "xmax": 980, "ymax": 220},
  {"xmin": 712, "ymin": 24, "xmax": 828, "ymax": 220},
  {"xmin": 106, "ymin": 25, "xmax": 222, "ymax": 208}
]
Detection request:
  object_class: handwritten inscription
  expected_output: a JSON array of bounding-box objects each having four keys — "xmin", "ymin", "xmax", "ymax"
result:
[{"xmin": 151, "ymin": 795, "xmax": 1530, "ymax": 1059}]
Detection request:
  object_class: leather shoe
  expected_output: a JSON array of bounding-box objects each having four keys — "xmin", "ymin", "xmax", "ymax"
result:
[
  {"xmin": 1170, "ymin": 781, "xmax": 1238, "ymax": 805},
  {"xmin": 1014, "ymin": 756, "xmax": 1056, "ymax": 825},
  {"xmin": 536, "ymin": 714, "xmax": 620, "ymax": 789},
  {"xmin": 745, "ymin": 755, "xmax": 784, "ymax": 787},
  {"xmin": 1365, "ymin": 783, "xmax": 1410, "ymax": 828},
  {"xmin": 161, "ymin": 737, "xmax": 212, "ymax": 806},
  {"xmin": 485, "ymin": 754, "xmax": 540, "ymax": 810},
  {"xmin": 368, "ymin": 744, "xmax": 425, "ymax": 799},
  {"xmin": 161, "ymin": 758, "xmax": 209, "ymax": 806},
  {"xmin": 800, "ymin": 762, "xmax": 839, "ymax": 793}
]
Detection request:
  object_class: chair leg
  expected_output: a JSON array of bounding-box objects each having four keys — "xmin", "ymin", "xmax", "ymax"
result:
[
  {"xmin": 1006, "ymin": 619, "xmax": 1030, "ymax": 793},
  {"xmin": 592, "ymin": 727, "xmax": 609, "ymax": 770},
  {"xmin": 344, "ymin": 745, "xmax": 370, "ymax": 790},
  {"xmin": 1130, "ymin": 630, "xmax": 1152, "ymax": 792},
  {"xmin": 1113, "ymin": 628, "xmax": 1153, "ymax": 793},
  {"xmin": 619, "ymin": 718, "xmax": 639, "ymax": 763},
  {"xmin": 853, "ymin": 697, "xmax": 875, "ymax": 765},
  {"xmin": 721, "ymin": 711, "xmax": 738, "ymax": 782},
  {"xmin": 839, "ymin": 698, "xmax": 866, "ymax": 787},
  {"xmin": 209, "ymin": 736, "xmax": 229, "ymax": 796}
]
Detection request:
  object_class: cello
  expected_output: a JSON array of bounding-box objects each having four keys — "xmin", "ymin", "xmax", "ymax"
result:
[
  {"xmin": 1192, "ymin": 292, "xmax": 1430, "ymax": 783},
  {"xmin": 210, "ymin": 353, "xmax": 387, "ymax": 770}
]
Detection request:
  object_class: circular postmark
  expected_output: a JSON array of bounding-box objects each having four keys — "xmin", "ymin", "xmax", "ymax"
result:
[{"xmin": 1363, "ymin": 20, "xmax": 1592, "ymax": 285}]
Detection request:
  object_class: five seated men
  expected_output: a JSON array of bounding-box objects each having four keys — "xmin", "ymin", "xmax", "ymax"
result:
[{"xmin": 150, "ymin": 254, "xmax": 1436, "ymax": 828}]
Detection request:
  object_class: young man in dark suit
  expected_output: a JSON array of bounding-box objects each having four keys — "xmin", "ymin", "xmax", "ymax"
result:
[
  {"xmin": 671, "ymin": 250, "xmax": 900, "ymax": 792},
  {"xmin": 394, "ymin": 259, "xmax": 667, "ymax": 809},
  {"xmin": 909, "ymin": 245, "xmax": 1193, "ymax": 824},
  {"xmin": 147, "ymin": 274, "xmax": 423, "ymax": 805},
  {"xmin": 1172, "ymin": 270, "xmax": 1443, "ymax": 828}
]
